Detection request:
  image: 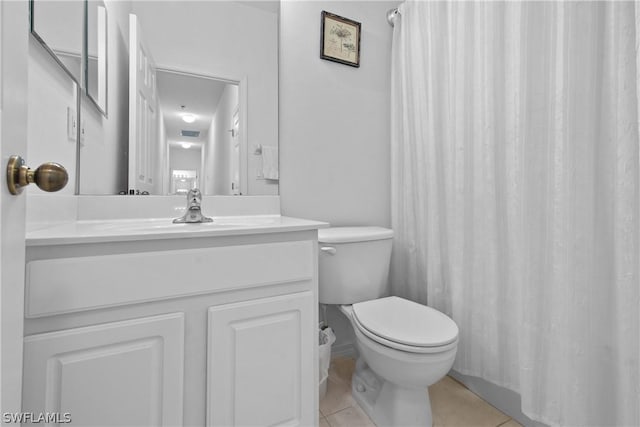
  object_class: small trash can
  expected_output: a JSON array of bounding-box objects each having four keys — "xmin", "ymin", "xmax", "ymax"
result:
[{"xmin": 319, "ymin": 327, "xmax": 336, "ymax": 399}]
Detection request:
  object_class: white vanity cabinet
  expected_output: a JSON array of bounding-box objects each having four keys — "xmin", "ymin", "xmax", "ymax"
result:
[
  {"xmin": 207, "ymin": 292, "xmax": 314, "ymax": 427},
  {"xmin": 23, "ymin": 313, "xmax": 185, "ymax": 426},
  {"xmin": 23, "ymin": 222, "xmax": 323, "ymax": 427}
]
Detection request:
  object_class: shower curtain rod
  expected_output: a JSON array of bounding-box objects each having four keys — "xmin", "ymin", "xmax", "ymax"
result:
[{"xmin": 387, "ymin": 8, "xmax": 398, "ymax": 26}]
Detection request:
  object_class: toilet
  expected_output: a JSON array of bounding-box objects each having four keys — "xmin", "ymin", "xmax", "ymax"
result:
[{"xmin": 318, "ymin": 227, "xmax": 459, "ymax": 427}]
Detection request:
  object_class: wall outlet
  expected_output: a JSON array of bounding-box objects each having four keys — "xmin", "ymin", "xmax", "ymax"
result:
[{"xmin": 67, "ymin": 107, "xmax": 77, "ymax": 142}]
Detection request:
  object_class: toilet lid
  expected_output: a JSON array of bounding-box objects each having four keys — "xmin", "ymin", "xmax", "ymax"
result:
[{"xmin": 352, "ymin": 296, "xmax": 458, "ymax": 348}]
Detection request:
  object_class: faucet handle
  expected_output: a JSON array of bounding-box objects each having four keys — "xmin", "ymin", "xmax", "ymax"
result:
[{"xmin": 187, "ymin": 188, "xmax": 203, "ymax": 208}]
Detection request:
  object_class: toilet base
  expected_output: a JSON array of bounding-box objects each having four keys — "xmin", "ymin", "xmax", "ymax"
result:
[{"xmin": 352, "ymin": 358, "xmax": 433, "ymax": 427}]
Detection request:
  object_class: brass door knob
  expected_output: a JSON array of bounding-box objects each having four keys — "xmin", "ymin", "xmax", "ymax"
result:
[{"xmin": 6, "ymin": 155, "xmax": 69, "ymax": 195}]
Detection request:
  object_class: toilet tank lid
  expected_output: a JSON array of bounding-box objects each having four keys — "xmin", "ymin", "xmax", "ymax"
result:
[{"xmin": 318, "ymin": 227, "xmax": 393, "ymax": 244}]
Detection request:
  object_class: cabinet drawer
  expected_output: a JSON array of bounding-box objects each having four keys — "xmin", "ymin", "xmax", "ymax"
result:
[{"xmin": 26, "ymin": 241, "xmax": 314, "ymax": 317}]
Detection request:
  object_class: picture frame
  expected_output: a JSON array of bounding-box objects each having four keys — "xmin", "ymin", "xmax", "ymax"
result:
[{"xmin": 320, "ymin": 11, "xmax": 361, "ymax": 68}]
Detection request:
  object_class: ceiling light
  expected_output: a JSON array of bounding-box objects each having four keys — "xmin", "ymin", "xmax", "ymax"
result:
[
  {"xmin": 181, "ymin": 142, "xmax": 192, "ymax": 149},
  {"xmin": 182, "ymin": 114, "xmax": 196, "ymax": 124}
]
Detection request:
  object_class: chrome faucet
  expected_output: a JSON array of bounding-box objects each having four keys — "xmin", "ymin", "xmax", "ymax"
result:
[{"xmin": 173, "ymin": 188, "xmax": 213, "ymax": 223}]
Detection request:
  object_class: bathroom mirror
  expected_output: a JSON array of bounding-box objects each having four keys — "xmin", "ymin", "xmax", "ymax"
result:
[
  {"xmin": 86, "ymin": 0, "xmax": 108, "ymax": 115},
  {"xmin": 30, "ymin": 0, "xmax": 85, "ymax": 84},
  {"xmin": 79, "ymin": 0, "xmax": 279, "ymax": 196}
]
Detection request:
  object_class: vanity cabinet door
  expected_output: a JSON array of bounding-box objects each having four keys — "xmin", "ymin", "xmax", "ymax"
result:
[
  {"xmin": 207, "ymin": 291, "xmax": 315, "ymax": 427},
  {"xmin": 22, "ymin": 313, "xmax": 184, "ymax": 426}
]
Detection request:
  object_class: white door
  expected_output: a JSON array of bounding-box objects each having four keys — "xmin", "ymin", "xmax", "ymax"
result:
[
  {"xmin": 23, "ymin": 313, "xmax": 185, "ymax": 426},
  {"xmin": 0, "ymin": 0, "xmax": 29, "ymax": 416},
  {"xmin": 129, "ymin": 13, "xmax": 157, "ymax": 194},
  {"xmin": 206, "ymin": 292, "xmax": 315, "ymax": 427}
]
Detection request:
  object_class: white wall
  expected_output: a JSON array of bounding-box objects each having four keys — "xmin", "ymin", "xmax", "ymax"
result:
[
  {"xmin": 32, "ymin": 1, "xmax": 83, "ymax": 81},
  {"xmin": 280, "ymin": 1, "xmax": 395, "ymax": 226},
  {"xmin": 280, "ymin": 1, "xmax": 398, "ymax": 353},
  {"xmin": 32, "ymin": 1, "xmax": 83, "ymax": 56},
  {"xmin": 27, "ymin": 37, "xmax": 77, "ymax": 195},
  {"xmin": 27, "ymin": 0, "xmax": 131, "ymax": 195},
  {"xmin": 79, "ymin": 0, "xmax": 131, "ymax": 194}
]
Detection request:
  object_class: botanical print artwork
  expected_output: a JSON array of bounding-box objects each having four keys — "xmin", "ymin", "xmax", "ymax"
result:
[
  {"xmin": 321, "ymin": 12, "xmax": 360, "ymax": 67},
  {"xmin": 324, "ymin": 20, "xmax": 356, "ymax": 61}
]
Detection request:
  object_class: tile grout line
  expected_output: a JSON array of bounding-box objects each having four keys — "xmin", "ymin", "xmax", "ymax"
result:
[
  {"xmin": 446, "ymin": 375, "xmax": 513, "ymax": 425},
  {"xmin": 322, "ymin": 405, "xmax": 350, "ymax": 418},
  {"xmin": 325, "ymin": 405, "xmax": 369, "ymax": 427},
  {"xmin": 323, "ymin": 358, "xmax": 516, "ymax": 427}
]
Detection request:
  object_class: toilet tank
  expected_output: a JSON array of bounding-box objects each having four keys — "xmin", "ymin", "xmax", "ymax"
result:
[{"xmin": 318, "ymin": 227, "xmax": 394, "ymax": 304}]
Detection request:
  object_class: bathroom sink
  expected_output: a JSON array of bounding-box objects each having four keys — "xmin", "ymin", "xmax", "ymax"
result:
[
  {"xmin": 26, "ymin": 215, "xmax": 327, "ymax": 246},
  {"xmin": 66, "ymin": 216, "xmax": 278, "ymax": 233},
  {"xmin": 56, "ymin": 216, "xmax": 277, "ymax": 231}
]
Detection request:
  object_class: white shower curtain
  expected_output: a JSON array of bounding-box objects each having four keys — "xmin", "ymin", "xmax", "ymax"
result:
[{"xmin": 390, "ymin": 1, "xmax": 639, "ymax": 426}]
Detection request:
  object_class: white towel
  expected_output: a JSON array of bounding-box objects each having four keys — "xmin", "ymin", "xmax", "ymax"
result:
[{"xmin": 261, "ymin": 146, "xmax": 279, "ymax": 180}]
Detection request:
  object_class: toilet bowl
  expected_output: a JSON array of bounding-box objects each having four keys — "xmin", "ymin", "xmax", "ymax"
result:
[
  {"xmin": 340, "ymin": 300, "xmax": 457, "ymax": 426},
  {"xmin": 318, "ymin": 227, "xmax": 459, "ymax": 427}
]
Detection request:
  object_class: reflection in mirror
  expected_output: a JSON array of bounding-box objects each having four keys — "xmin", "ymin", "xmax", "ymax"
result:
[
  {"xmin": 30, "ymin": 0, "xmax": 84, "ymax": 83},
  {"xmin": 128, "ymin": 16, "xmax": 246, "ymax": 196},
  {"xmin": 86, "ymin": 0, "xmax": 108, "ymax": 115},
  {"xmin": 79, "ymin": 1, "xmax": 279, "ymax": 196},
  {"xmin": 158, "ymin": 71, "xmax": 242, "ymax": 196}
]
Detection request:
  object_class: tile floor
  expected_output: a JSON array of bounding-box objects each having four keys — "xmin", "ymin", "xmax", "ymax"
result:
[{"xmin": 319, "ymin": 357, "xmax": 523, "ymax": 427}]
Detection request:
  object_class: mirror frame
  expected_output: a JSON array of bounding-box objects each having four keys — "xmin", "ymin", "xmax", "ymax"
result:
[
  {"xmin": 85, "ymin": 0, "xmax": 108, "ymax": 117},
  {"xmin": 29, "ymin": 0, "xmax": 85, "ymax": 86}
]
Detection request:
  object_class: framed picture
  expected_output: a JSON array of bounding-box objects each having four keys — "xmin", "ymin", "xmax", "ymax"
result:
[{"xmin": 320, "ymin": 11, "xmax": 361, "ymax": 68}]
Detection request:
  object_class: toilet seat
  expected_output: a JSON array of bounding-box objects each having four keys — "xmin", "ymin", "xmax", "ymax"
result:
[{"xmin": 352, "ymin": 296, "xmax": 459, "ymax": 354}]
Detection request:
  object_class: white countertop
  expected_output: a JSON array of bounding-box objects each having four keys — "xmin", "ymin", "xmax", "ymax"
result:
[{"xmin": 26, "ymin": 216, "xmax": 329, "ymax": 246}]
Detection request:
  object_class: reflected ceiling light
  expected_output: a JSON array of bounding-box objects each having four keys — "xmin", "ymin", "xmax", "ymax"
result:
[
  {"xmin": 181, "ymin": 114, "xmax": 196, "ymax": 124},
  {"xmin": 181, "ymin": 142, "xmax": 192, "ymax": 149}
]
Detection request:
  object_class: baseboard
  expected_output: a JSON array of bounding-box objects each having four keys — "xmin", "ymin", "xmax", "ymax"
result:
[{"xmin": 449, "ymin": 370, "xmax": 549, "ymax": 427}]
